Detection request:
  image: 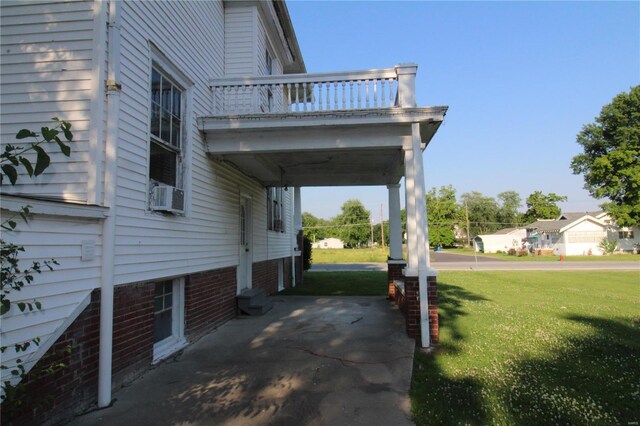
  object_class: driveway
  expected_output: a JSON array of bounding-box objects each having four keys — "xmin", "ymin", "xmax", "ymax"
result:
[{"xmin": 71, "ymin": 296, "xmax": 415, "ymax": 426}]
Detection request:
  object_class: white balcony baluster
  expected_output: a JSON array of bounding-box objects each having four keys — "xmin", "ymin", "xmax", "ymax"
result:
[{"xmin": 210, "ymin": 65, "xmax": 411, "ymax": 115}]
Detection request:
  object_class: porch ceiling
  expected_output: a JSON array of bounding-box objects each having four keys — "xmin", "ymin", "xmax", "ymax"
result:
[{"xmin": 199, "ymin": 107, "xmax": 447, "ymax": 187}]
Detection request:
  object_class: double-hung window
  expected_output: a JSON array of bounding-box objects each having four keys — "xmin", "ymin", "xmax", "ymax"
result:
[
  {"xmin": 619, "ymin": 230, "xmax": 634, "ymax": 239},
  {"xmin": 149, "ymin": 67, "xmax": 183, "ymax": 188},
  {"xmin": 267, "ymin": 187, "xmax": 284, "ymax": 232}
]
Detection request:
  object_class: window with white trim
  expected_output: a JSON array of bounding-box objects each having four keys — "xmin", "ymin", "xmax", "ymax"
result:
[
  {"xmin": 149, "ymin": 66, "xmax": 183, "ymax": 188},
  {"xmin": 619, "ymin": 230, "xmax": 634, "ymax": 239},
  {"xmin": 153, "ymin": 278, "xmax": 186, "ymax": 362},
  {"xmin": 267, "ymin": 187, "xmax": 284, "ymax": 232}
]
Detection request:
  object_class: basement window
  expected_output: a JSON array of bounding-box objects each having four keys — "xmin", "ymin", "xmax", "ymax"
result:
[{"xmin": 153, "ymin": 278, "xmax": 186, "ymax": 362}]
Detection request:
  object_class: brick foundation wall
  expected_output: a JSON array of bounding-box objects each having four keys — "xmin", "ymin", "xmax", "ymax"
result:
[
  {"xmin": 185, "ymin": 266, "xmax": 237, "ymax": 337},
  {"xmin": 387, "ymin": 261, "xmax": 406, "ymax": 300},
  {"xmin": 252, "ymin": 257, "xmax": 292, "ymax": 295},
  {"xmin": 111, "ymin": 283, "xmax": 154, "ymax": 388},
  {"xmin": 401, "ymin": 275, "xmax": 439, "ymax": 346},
  {"xmin": 1, "ymin": 290, "xmax": 101, "ymax": 426},
  {"xmin": 2, "ymin": 265, "xmax": 246, "ymax": 425},
  {"xmin": 427, "ymin": 276, "xmax": 439, "ymax": 344}
]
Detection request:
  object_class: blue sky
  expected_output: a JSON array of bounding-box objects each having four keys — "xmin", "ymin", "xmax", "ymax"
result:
[{"xmin": 286, "ymin": 0, "xmax": 640, "ymax": 221}]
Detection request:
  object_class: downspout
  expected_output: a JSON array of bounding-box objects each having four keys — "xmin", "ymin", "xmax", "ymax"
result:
[
  {"xmin": 290, "ymin": 187, "xmax": 298, "ymax": 287},
  {"xmin": 98, "ymin": 0, "xmax": 122, "ymax": 408}
]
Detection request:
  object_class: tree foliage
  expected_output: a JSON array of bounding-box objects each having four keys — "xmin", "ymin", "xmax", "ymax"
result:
[
  {"xmin": 335, "ymin": 199, "xmax": 371, "ymax": 248},
  {"xmin": 571, "ymin": 86, "xmax": 640, "ymax": 227},
  {"xmin": 426, "ymin": 185, "xmax": 462, "ymax": 247},
  {"xmin": 497, "ymin": 190, "xmax": 523, "ymax": 227},
  {"xmin": 461, "ymin": 191, "xmax": 500, "ymax": 236},
  {"xmin": 522, "ymin": 191, "xmax": 567, "ymax": 224},
  {"xmin": 1, "ymin": 119, "xmax": 73, "ymax": 411}
]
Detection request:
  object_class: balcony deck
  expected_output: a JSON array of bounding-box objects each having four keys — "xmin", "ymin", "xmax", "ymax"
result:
[{"xmin": 198, "ymin": 65, "xmax": 447, "ymax": 187}]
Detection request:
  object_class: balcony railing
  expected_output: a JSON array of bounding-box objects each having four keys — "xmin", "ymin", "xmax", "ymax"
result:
[{"xmin": 209, "ymin": 64, "xmax": 417, "ymax": 115}]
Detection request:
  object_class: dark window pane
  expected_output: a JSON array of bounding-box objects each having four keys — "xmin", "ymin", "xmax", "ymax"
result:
[
  {"xmin": 154, "ymin": 296, "xmax": 164, "ymax": 312},
  {"xmin": 172, "ymin": 89, "xmax": 181, "ymax": 118},
  {"xmin": 155, "ymin": 281, "xmax": 166, "ymax": 296},
  {"xmin": 154, "ymin": 310, "xmax": 172, "ymax": 343},
  {"xmin": 171, "ymin": 118, "xmax": 181, "ymax": 148},
  {"xmin": 164, "ymin": 281, "xmax": 173, "ymax": 293},
  {"xmin": 164, "ymin": 294, "xmax": 172, "ymax": 309},
  {"xmin": 151, "ymin": 102, "xmax": 160, "ymax": 137},
  {"xmin": 161, "ymin": 108, "xmax": 171, "ymax": 143},
  {"xmin": 149, "ymin": 142, "xmax": 177, "ymax": 186},
  {"xmin": 151, "ymin": 69, "xmax": 161, "ymax": 104},
  {"xmin": 162, "ymin": 78, "xmax": 172, "ymax": 112}
]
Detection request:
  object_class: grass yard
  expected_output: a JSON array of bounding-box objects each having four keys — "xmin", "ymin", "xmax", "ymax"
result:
[
  {"xmin": 310, "ymin": 248, "xmax": 389, "ymax": 264},
  {"xmin": 279, "ymin": 271, "xmax": 387, "ymax": 296},
  {"xmin": 412, "ymin": 271, "xmax": 640, "ymax": 425},
  {"xmin": 310, "ymin": 247, "xmax": 640, "ymax": 264},
  {"xmin": 280, "ymin": 270, "xmax": 639, "ymax": 424}
]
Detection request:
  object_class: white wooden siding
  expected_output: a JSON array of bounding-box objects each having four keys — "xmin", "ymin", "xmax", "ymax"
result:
[
  {"xmin": 0, "ymin": 212, "xmax": 101, "ymax": 382},
  {"xmin": 112, "ymin": 0, "xmax": 294, "ymax": 286},
  {"xmin": 224, "ymin": 6, "xmax": 255, "ymax": 76},
  {"xmin": 0, "ymin": 0, "xmax": 96, "ymax": 202}
]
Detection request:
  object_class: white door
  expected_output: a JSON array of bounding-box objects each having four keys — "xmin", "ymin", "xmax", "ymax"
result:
[{"xmin": 238, "ymin": 197, "xmax": 252, "ymax": 293}]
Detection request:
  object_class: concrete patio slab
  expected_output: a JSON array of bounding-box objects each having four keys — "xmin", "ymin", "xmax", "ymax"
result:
[{"xmin": 70, "ymin": 296, "xmax": 415, "ymax": 426}]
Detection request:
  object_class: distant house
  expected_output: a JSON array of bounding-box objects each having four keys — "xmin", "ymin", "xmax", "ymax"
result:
[
  {"xmin": 474, "ymin": 228, "xmax": 527, "ymax": 253},
  {"xmin": 524, "ymin": 211, "xmax": 639, "ymax": 256},
  {"xmin": 312, "ymin": 238, "xmax": 345, "ymax": 249}
]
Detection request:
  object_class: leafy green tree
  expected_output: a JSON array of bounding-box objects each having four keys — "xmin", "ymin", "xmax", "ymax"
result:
[
  {"xmin": 1, "ymin": 119, "xmax": 73, "ymax": 413},
  {"xmin": 497, "ymin": 190, "xmax": 523, "ymax": 227},
  {"xmin": 460, "ymin": 191, "xmax": 500, "ymax": 236},
  {"xmin": 372, "ymin": 220, "xmax": 390, "ymax": 246},
  {"xmin": 335, "ymin": 199, "xmax": 371, "ymax": 248},
  {"xmin": 522, "ymin": 191, "xmax": 567, "ymax": 224},
  {"xmin": 426, "ymin": 185, "xmax": 462, "ymax": 247},
  {"xmin": 571, "ymin": 86, "xmax": 640, "ymax": 227},
  {"xmin": 302, "ymin": 212, "xmax": 341, "ymax": 242}
]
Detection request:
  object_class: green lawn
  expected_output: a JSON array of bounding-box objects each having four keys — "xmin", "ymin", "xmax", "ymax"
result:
[
  {"xmin": 412, "ymin": 271, "xmax": 640, "ymax": 425},
  {"xmin": 279, "ymin": 271, "xmax": 387, "ymax": 296},
  {"xmin": 311, "ymin": 248, "xmax": 390, "ymax": 264},
  {"xmin": 310, "ymin": 247, "xmax": 640, "ymax": 264},
  {"xmin": 280, "ymin": 270, "xmax": 640, "ymax": 424}
]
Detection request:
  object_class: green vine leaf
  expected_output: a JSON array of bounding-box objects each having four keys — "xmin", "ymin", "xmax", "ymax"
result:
[
  {"xmin": 16, "ymin": 129, "xmax": 37, "ymax": 140},
  {"xmin": 2, "ymin": 164, "xmax": 17, "ymax": 185},
  {"xmin": 33, "ymin": 145, "xmax": 50, "ymax": 176}
]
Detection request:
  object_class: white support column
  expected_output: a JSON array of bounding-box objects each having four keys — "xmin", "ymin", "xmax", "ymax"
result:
[
  {"xmin": 412, "ymin": 123, "xmax": 430, "ymax": 273},
  {"xmin": 404, "ymin": 123, "xmax": 434, "ymax": 348},
  {"xmin": 404, "ymin": 148, "xmax": 418, "ymax": 272},
  {"xmin": 291, "ymin": 187, "xmax": 302, "ymax": 287},
  {"xmin": 387, "ymin": 184, "xmax": 403, "ymax": 260},
  {"xmin": 294, "ymin": 187, "xmax": 302, "ymax": 234}
]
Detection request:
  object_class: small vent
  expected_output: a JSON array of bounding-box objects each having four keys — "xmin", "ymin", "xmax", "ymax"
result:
[{"xmin": 151, "ymin": 185, "xmax": 184, "ymax": 214}]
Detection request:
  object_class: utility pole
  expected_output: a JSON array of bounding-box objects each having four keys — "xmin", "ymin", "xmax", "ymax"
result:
[
  {"xmin": 370, "ymin": 220, "xmax": 374, "ymax": 248},
  {"xmin": 380, "ymin": 204, "xmax": 385, "ymax": 249},
  {"xmin": 465, "ymin": 202, "xmax": 471, "ymax": 247}
]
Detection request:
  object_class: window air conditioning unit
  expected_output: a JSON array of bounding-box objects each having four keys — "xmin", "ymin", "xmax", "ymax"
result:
[{"xmin": 151, "ymin": 185, "xmax": 184, "ymax": 214}]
